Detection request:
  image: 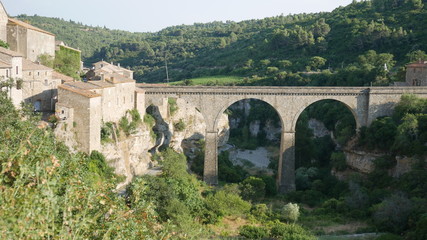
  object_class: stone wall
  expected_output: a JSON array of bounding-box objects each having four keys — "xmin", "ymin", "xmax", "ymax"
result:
[
  {"xmin": 406, "ymin": 64, "xmax": 427, "ymax": 86},
  {"xmin": 57, "ymin": 86, "xmax": 102, "ymax": 153},
  {"xmin": 22, "ymin": 68, "xmax": 59, "ymax": 111},
  {"xmin": 0, "ymin": 3, "xmax": 7, "ymax": 42},
  {"xmin": 26, "ymin": 29, "xmax": 55, "ymax": 62}
]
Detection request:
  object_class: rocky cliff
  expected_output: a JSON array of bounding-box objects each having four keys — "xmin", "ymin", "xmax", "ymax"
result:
[{"xmin": 149, "ymin": 98, "xmax": 230, "ymax": 156}]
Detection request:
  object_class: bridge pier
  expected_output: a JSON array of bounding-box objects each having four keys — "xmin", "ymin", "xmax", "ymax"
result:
[
  {"xmin": 278, "ymin": 131, "xmax": 296, "ymax": 193},
  {"xmin": 203, "ymin": 131, "xmax": 218, "ymax": 185}
]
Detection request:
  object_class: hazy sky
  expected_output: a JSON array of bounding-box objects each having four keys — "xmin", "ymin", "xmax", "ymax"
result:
[{"xmin": 2, "ymin": 0, "xmax": 353, "ymax": 32}]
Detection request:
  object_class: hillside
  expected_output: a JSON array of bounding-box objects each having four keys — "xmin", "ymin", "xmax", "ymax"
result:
[{"xmin": 16, "ymin": 0, "xmax": 427, "ymax": 84}]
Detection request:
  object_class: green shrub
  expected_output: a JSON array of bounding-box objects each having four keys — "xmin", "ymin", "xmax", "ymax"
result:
[
  {"xmin": 168, "ymin": 98, "xmax": 178, "ymax": 115},
  {"xmin": 239, "ymin": 225, "xmax": 269, "ymax": 239},
  {"xmin": 205, "ymin": 189, "xmax": 251, "ymax": 219},
  {"xmin": 373, "ymin": 193, "xmax": 413, "ymax": 234},
  {"xmin": 101, "ymin": 121, "xmax": 114, "ymax": 142},
  {"xmin": 330, "ymin": 152, "xmax": 347, "ymax": 171},
  {"xmin": 173, "ymin": 119, "xmax": 186, "ymax": 131},
  {"xmin": 282, "ymin": 203, "xmax": 300, "ymax": 223},
  {"xmin": 129, "ymin": 109, "xmax": 141, "ymax": 123},
  {"xmin": 251, "ymin": 204, "xmax": 270, "ymax": 222},
  {"xmin": 375, "ymin": 233, "xmax": 402, "ymax": 240},
  {"xmin": 269, "ymin": 222, "xmax": 315, "ymax": 240},
  {"xmin": 240, "ymin": 176, "xmax": 266, "ymax": 201}
]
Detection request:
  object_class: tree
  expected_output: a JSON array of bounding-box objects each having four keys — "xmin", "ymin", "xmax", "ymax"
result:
[
  {"xmin": 282, "ymin": 203, "xmax": 300, "ymax": 223},
  {"xmin": 309, "ymin": 56, "xmax": 327, "ymax": 71},
  {"xmin": 406, "ymin": 50, "xmax": 427, "ymax": 62}
]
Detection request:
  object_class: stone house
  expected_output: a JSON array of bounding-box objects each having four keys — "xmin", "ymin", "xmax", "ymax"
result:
[
  {"xmin": 21, "ymin": 58, "xmax": 60, "ymax": 111},
  {"xmin": 56, "ymin": 74, "xmax": 145, "ymax": 153},
  {"xmin": 93, "ymin": 61, "xmax": 133, "ymax": 79},
  {"xmin": 0, "ymin": 2, "xmax": 56, "ymax": 62},
  {"xmin": 0, "ymin": 46, "xmax": 74, "ymax": 111},
  {"xmin": 0, "ymin": 46, "xmax": 22, "ymax": 107},
  {"xmin": 405, "ymin": 60, "xmax": 427, "ymax": 86}
]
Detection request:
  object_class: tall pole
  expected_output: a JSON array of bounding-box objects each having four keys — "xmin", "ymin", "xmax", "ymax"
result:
[{"xmin": 165, "ymin": 52, "xmax": 169, "ymax": 83}]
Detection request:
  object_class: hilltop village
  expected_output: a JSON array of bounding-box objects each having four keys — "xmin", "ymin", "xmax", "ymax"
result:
[
  {"xmin": 1, "ymin": 1, "xmax": 427, "ymax": 239},
  {"xmin": 1, "ymin": 1, "xmax": 427, "ymax": 156},
  {"xmin": 0, "ymin": 2, "xmax": 150, "ymax": 153}
]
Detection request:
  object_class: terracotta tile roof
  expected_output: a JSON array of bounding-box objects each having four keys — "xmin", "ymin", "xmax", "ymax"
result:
[
  {"xmin": 64, "ymin": 81, "xmax": 103, "ymax": 90},
  {"xmin": 406, "ymin": 61, "xmax": 427, "ymax": 68},
  {"xmin": 0, "ymin": 46, "xmax": 23, "ymax": 57},
  {"xmin": 88, "ymin": 80, "xmax": 115, "ymax": 88},
  {"xmin": 105, "ymin": 73, "xmax": 135, "ymax": 84},
  {"xmin": 0, "ymin": 59, "xmax": 11, "ymax": 68},
  {"xmin": 59, "ymin": 84, "xmax": 101, "ymax": 98},
  {"xmin": 22, "ymin": 58, "xmax": 52, "ymax": 71},
  {"xmin": 8, "ymin": 18, "xmax": 55, "ymax": 36},
  {"xmin": 53, "ymin": 71, "xmax": 74, "ymax": 82},
  {"xmin": 93, "ymin": 61, "xmax": 133, "ymax": 73}
]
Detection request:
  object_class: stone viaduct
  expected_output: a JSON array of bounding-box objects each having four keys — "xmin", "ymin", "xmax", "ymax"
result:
[{"xmin": 139, "ymin": 85, "xmax": 427, "ymax": 192}]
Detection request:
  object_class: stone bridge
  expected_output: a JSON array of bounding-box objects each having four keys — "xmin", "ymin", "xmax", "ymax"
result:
[{"xmin": 139, "ymin": 85, "xmax": 427, "ymax": 192}]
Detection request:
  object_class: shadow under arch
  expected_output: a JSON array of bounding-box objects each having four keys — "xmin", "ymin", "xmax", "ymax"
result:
[
  {"xmin": 293, "ymin": 98, "xmax": 357, "ymax": 171},
  {"xmin": 292, "ymin": 98, "xmax": 360, "ymax": 133},
  {"xmin": 213, "ymin": 97, "xmax": 284, "ymax": 133},
  {"xmin": 212, "ymin": 97, "xmax": 284, "ymax": 185}
]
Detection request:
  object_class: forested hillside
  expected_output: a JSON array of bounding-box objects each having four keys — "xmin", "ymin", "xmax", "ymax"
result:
[{"xmin": 16, "ymin": 0, "xmax": 427, "ymax": 85}]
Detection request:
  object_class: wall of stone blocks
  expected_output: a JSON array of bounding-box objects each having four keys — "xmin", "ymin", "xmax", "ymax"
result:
[
  {"xmin": 26, "ymin": 29, "xmax": 55, "ymax": 62},
  {"xmin": 58, "ymin": 87, "xmax": 102, "ymax": 153}
]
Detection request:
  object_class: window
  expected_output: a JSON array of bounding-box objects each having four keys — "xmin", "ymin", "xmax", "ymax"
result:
[
  {"xmin": 38, "ymin": 72, "xmax": 40, "ymax": 76},
  {"xmin": 5, "ymin": 69, "xmax": 8, "ymax": 77},
  {"xmin": 16, "ymin": 66, "xmax": 18, "ymax": 75},
  {"xmin": 29, "ymin": 72, "xmax": 31, "ymax": 76}
]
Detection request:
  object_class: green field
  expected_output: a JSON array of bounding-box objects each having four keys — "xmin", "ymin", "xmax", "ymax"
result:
[{"xmin": 170, "ymin": 75, "xmax": 244, "ymax": 86}]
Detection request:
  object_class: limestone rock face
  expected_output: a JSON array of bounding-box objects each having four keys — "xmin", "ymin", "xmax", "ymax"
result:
[
  {"xmin": 54, "ymin": 121, "xmax": 79, "ymax": 153},
  {"xmin": 101, "ymin": 124, "xmax": 156, "ymax": 188},
  {"xmin": 308, "ymin": 119, "xmax": 330, "ymax": 138},
  {"xmin": 343, "ymin": 150, "xmax": 379, "ymax": 173},
  {"xmin": 150, "ymin": 98, "xmax": 230, "ymax": 154}
]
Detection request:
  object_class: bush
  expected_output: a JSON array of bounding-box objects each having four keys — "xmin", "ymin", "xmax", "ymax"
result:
[
  {"xmin": 205, "ymin": 189, "xmax": 251, "ymax": 220},
  {"xmin": 330, "ymin": 152, "xmax": 347, "ymax": 171},
  {"xmin": 373, "ymin": 193, "xmax": 413, "ymax": 234},
  {"xmin": 375, "ymin": 233, "xmax": 402, "ymax": 240},
  {"xmin": 173, "ymin": 119, "xmax": 186, "ymax": 131},
  {"xmin": 240, "ymin": 176, "xmax": 266, "ymax": 201},
  {"xmin": 251, "ymin": 204, "xmax": 270, "ymax": 222},
  {"xmin": 239, "ymin": 225, "xmax": 269, "ymax": 239},
  {"xmin": 168, "ymin": 98, "xmax": 178, "ymax": 115},
  {"xmin": 282, "ymin": 203, "xmax": 300, "ymax": 223},
  {"xmin": 269, "ymin": 222, "xmax": 316, "ymax": 240}
]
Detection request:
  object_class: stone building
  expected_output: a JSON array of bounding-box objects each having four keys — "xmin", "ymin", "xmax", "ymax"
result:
[
  {"xmin": 21, "ymin": 58, "xmax": 61, "ymax": 111},
  {"xmin": 0, "ymin": 46, "xmax": 73, "ymax": 110},
  {"xmin": 0, "ymin": 2, "xmax": 56, "ymax": 62},
  {"xmin": 56, "ymin": 73, "xmax": 145, "ymax": 153},
  {"xmin": 93, "ymin": 61, "xmax": 133, "ymax": 79},
  {"xmin": 405, "ymin": 60, "xmax": 427, "ymax": 86},
  {"xmin": 0, "ymin": 46, "xmax": 22, "ymax": 107}
]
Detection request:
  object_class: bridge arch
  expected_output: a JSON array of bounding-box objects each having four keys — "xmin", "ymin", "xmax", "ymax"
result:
[
  {"xmin": 291, "ymin": 98, "xmax": 360, "ymax": 133},
  {"xmin": 213, "ymin": 97, "xmax": 284, "ymax": 133}
]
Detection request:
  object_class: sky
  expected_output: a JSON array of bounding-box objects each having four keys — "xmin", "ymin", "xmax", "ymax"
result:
[{"xmin": 2, "ymin": 0, "xmax": 353, "ymax": 33}]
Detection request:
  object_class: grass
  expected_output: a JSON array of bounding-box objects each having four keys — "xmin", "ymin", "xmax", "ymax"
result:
[{"xmin": 170, "ymin": 75, "xmax": 244, "ymax": 86}]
